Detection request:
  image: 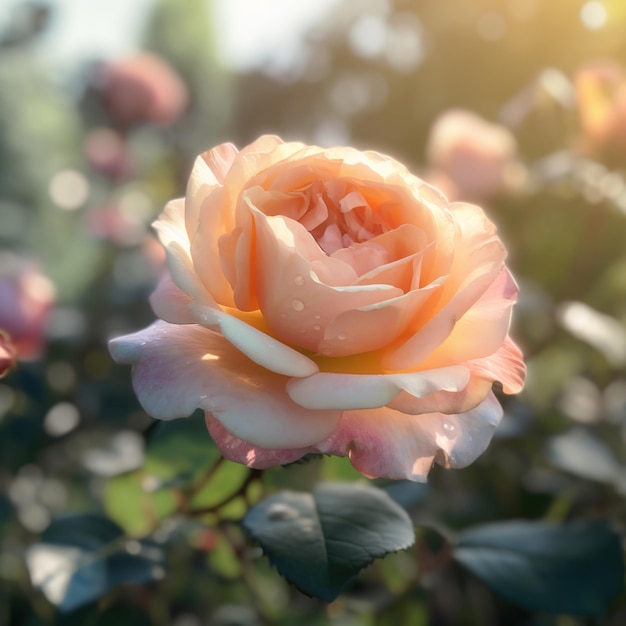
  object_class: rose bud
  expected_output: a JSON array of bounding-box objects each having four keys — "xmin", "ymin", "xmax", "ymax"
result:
[
  {"xmin": 425, "ymin": 109, "xmax": 525, "ymax": 203},
  {"xmin": 575, "ymin": 60, "xmax": 626, "ymax": 160}
]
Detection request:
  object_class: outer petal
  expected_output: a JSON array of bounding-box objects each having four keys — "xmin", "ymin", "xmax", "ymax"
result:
[
  {"xmin": 383, "ymin": 203, "xmax": 507, "ymax": 369},
  {"xmin": 286, "ymin": 366, "xmax": 470, "ymax": 411},
  {"xmin": 185, "ymin": 143, "xmax": 239, "ymax": 236},
  {"xmin": 190, "ymin": 304, "xmax": 318, "ymax": 377},
  {"xmin": 205, "ymin": 415, "xmax": 312, "ymax": 468},
  {"xmin": 108, "ymin": 321, "xmax": 341, "ymax": 448},
  {"xmin": 202, "ymin": 391, "xmax": 504, "ymax": 481},
  {"xmin": 189, "ymin": 136, "xmax": 305, "ymax": 307},
  {"xmin": 149, "ymin": 272, "xmax": 194, "ymax": 323},
  {"xmin": 467, "ymin": 335, "xmax": 526, "ymax": 394},
  {"xmin": 416, "ymin": 266, "xmax": 518, "ymax": 370},
  {"xmin": 386, "ymin": 376, "xmax": 493, "ymax": 416},
  {"xmin": 153, "ymin": 199, "xmax": 217, "ymax": 306},
  {"xmin": 316, "ymin": 391, "xmax": 503, "ymax": 481}
]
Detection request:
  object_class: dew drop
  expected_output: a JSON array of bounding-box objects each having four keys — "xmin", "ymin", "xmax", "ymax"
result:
[
  {"xmin": 443, "ymin": 423, "xmax": 455, "ymax": 432},
  {"xmin": 291, "ymin": 299, "xmax": 305, "ymax": 312},
  {"xmin": 337, "ymin": 333, "xmax": 347, "ymax": 341},
  {"xmin": 314, "ymin": 315, "xmax": 321, "ymax": 320},
  {"xmin": 294, "ymin": 275, "xmax": 305, "ymax": 286},
  {"xmin": 313, "ymin": 324, "xmax": 321, "ymax": 331}
]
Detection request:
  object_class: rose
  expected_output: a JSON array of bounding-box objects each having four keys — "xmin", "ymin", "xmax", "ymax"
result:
[
  {"xmin": 0, "ymin": 257, "xmax": 56, "ymax": 361},
  {"xmin": 109, "ymin": 135, "xmax": 525, "ymax": 481},
  {"xmin": 575, "ymin": 60, "xmax": 626, "ymax": 160},
  {"xmin": 97, "ymin": 53, "xmax": 188, "ymax": 128},
  {"xmin": 425, "ymin": 109, "xmax": 525, "ymax": 203}
]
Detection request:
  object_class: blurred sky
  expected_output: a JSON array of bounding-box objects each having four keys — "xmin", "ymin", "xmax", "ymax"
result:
[{"xmin": 0, "ymin": 0, "xmax": 340, "ymax": 75}]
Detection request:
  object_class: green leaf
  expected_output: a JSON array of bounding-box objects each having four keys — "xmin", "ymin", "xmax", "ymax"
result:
[
  {"xmin": 243, "ymin": 482, "xmax": 415, "ymax": 602},
  {"xmin": 545, "ymin": 428, "xmax": 623, "ymax": 485},
  {"xmin": 104, "ymin": 470, "xmax": 179, "ymax": 537},
  {"xmin": 26, "ymin": 513, "xmax": 165, "ymax": 612},
  {"xmin": 188, "ymin": 460, "xmax": 249, "ymax": 511},
  {"xmin": 382, "ymin": 480, "xmax": 428, "ymax": 511},
  {"xmin": 453, "ymin": 520, "xmax": 625, "ymax": 618}
]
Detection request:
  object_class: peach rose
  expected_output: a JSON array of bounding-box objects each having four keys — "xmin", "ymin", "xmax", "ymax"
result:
[
  {"xmin": 109, "ymin": 136, "xmax": 525, "ymax": 481},
  {"xmin": 575, "ymin": 60, "xmax": 626, "ymax": 159},
  {"xmin": 425, "ymin": 109, "xmax": 525, "ymax": 203}
]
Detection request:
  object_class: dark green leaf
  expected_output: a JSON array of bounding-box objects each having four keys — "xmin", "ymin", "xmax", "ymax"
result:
[
  {"xmin": 26, "ymin": 513, "xmax": 165, "ymax": 612},
  {"xmin": 243, "ymin": 482, "xmax": 415, "ymax": 602},
  {"xmin": 382, "ymin": 480, "xmax": 428, "ymax": 511},
  {"xmin": 545, "ymin": 428, "xmax": 622, "ymax": 485},
  {"xmin": 453, "ymin": 520, "xmax": 625, "ymax": 618}
]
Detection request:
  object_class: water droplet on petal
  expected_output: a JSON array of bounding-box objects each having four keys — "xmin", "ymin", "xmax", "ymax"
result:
[
  {"xmin": 337, "ymin": 333, "xmax": 347, "ymax": 340},
  {"xmin": 291, "ymin": 299, "xmax": 305, "ymax": 312},
  {"xmin": 294, "ymin": 275, "xmax": 305, "ymax": 286},
  {"xmin": 443, "ymin": 423, "xmax": 455, "ymax": 432},
  {"xmin": 313, "ymin": 324, "xmax": 321, "ymax": 331},
  {"xmin": 314, "ymin": 315, "xmax": 321, "ymax": 320}
]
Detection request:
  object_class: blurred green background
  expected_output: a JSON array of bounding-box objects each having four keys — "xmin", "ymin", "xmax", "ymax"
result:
[{"xmin": 1, "ymin": 0, "xmax": 626, "ymax": 624}]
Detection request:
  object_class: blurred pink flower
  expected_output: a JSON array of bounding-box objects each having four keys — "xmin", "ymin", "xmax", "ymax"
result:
[
  {"xmin": 98, "ymin": 52, "xmax": 189, "ymax": 127},
  {"xmin": 425, "ymin": 109, "xmax": 525, "ymax": 203},
  {"xmin": 0, "ymin": 331, "xmax": 16, "ymax": 378},
  {"xmin": 0, "ymin": 259, "xmax": 56, "ymax": 361},
  {"xmin": 83, "ymin": 128, "xmax": 133, "ymax": 180},
  {"xmin": 110, "ymin": 136, "xmax": 525, "ymax": 481},
  {"xmin": 83, "ymin": 202, "xmax": 148, "ymax": 247}
]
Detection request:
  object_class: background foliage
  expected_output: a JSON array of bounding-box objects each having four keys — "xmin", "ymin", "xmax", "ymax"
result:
[{"xmin": 1, "ymin": 0, "xmax": 626, "ymax": 624}]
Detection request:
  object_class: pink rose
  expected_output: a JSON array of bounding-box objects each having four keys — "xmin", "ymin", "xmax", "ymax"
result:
[
  {"xmin": 110, "ymin": 136, "xmax": 525, "ymax": 481},
  {"xmin": 425, "ymin": 109, "xmax": 525, "ymax": 203},
  {"xmin": 97, "ymin": 53, "xmax": 189, "ymax": 128},
  {"xmin": 0, "ymin": 258, "xmax": 56, "ymax": 361}
]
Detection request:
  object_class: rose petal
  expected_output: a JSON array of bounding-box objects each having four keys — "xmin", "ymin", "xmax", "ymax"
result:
[
  {"xmin": 153, "ymin": 199, "xmax": 217, "ymax": 305},
  {"xmin": 320, "ymin": 279, "xmax": 443, "ymax": 356},
  {"xmin": 415, "ymin": 266, "xmax": 519, "ymax": 369},
  {"xmin": 468, "ymin": 335, "xmax": 526, "ymax": 394},
  {"xmin": 205, "ymin": 415, "xmax": 311, "ymax": 468},
  {"xmin": 386, "ymin": 376, "xmax": 493, "ymax": 415},
  {"xmin": 108, "ymin": 321, "xmax": 340, "ymax": 448},
  {"xmin": 185, "ymin": 143, "xmax": 239, "ymax": 236},
  {"xmin": 149, "ymin": 272, "xmax": 195, "ymax": 323},
  {"xmin": 251, "ymin": 210, "xmax": 401, "ymax": 353},
  {"xmin": 384, "ymin": 204, "xmax": 507, "ymax": 369},
  {"xmin": 286, "ymin": 365, "xmax": 470, "ymax": 410},
  {"xmin": 317, "ymin": 391, "xmax": 503, "ymax": 481},
  {"xmin": 189, "ymin": 303, "xmax": 319, "ymax": 377}
]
